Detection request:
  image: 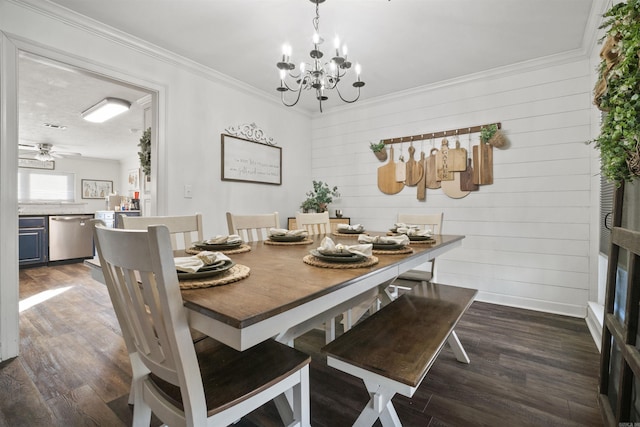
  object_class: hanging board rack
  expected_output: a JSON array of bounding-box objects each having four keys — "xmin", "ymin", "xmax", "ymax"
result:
[{"xmin": 381, "ymin": 122, "xmax": 502, "ymax": 145}]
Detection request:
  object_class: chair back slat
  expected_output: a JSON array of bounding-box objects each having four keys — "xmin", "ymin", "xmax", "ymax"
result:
[
  {"xmin": 295, "ymin": 211, "xmax": 331, "ymax": 235},
  {"xmin": 226, "ymin": 212, "xmax": 280, "ymax": 242},
  {"xmin": 121, "ymin": 213, "xmax": 203, "ymax": 250},
  {"xmin": 93, "ymin": 224, "xmax": 204, "ymax": 393}
]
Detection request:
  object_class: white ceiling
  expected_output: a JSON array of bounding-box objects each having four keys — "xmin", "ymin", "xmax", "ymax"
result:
[{"xmin": 19, "ymin": 0, "xmax": 599, "ymax": 159}]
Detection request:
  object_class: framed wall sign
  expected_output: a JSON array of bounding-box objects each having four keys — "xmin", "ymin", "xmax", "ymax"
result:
[
  {"xmin": 81, "ymin": 179, "xmax": 113, "ymax": 199},
  {"xmin": 221, "ymin": 134, "xmax": 282, "ymax": 185},
  {"xmin": 19, "ymin": 158, "xmax": 54, "ymax": 170}
]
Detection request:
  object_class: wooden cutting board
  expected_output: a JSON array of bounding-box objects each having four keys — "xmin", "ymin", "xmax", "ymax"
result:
[
  {"xmin": 449, "ymin": 139, "xmax": 468, "ymax": 171},
  {"xmin": 416, "ymin": 150, "xmax": 427, "ymax": 201},
  {"xmin": 405, "ymin": 145, "xmax": 424, "ymax": 186},
  {"xmin": 472, "ymin": 143, "xmax": 493, "ymax": 185},
  {"xmin": 460, "ymin": 158, "xmax": 479, "ymax": 191},
  {"xmin": 378, "ymin": 146, "xmax": 405, "ymax": 195},
  {"xmin": 436, "ymin": 139, "xmax": 454, "ymax": 181},
  {"xmin": 426, "ymin": 148, "xmax": 441, "ymax": 189},
  {"xmin": 441, "ymin": 171, "xmax": 471, "ymax": 199}
]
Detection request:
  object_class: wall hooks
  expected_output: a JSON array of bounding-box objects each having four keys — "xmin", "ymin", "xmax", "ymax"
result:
[{"xmin": 381, "ymin": 122, "xmax": 501, "ymax": 145}]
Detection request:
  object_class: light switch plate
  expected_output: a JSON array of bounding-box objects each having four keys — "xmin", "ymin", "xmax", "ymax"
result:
[{"xmin": 184, "ymin": 184, "xmax": 193, "ymax": 198}]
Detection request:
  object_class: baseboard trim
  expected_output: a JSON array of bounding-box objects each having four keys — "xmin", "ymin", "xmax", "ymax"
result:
[
  {"xmin": 586, "ymin": 301, "xmax": 604, "ymax": 352},
  {"xmin": 475, "ymin": 291, "xmax": 586, "ymax": 318}
]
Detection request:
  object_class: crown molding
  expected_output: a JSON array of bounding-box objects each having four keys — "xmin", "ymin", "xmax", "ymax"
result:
[{"xmin": 8, "ymin": 0, "xmax": 295, "ymax": 113}]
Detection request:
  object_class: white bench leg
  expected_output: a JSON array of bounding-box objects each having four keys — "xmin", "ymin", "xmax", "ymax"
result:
[
  {"xmin": 447, "ymin": 330, "xmax": 470, "ymax": 364},
  {"xmin": 352, "ymin": 381, "xmax": 402, "ymax": 427}
]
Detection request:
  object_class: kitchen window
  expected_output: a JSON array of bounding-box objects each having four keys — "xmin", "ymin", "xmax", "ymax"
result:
[{"xmin": 18, "ymin": 169, "xmax": 75, "ymax": 202}]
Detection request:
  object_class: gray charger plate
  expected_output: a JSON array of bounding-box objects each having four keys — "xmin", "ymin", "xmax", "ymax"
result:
[
  {"xmin": 195, "ymin": 241, "xmax": 242, "ymax": 250},
  {"xmin": 269, "ymin": 235, "xmax": 306, "ymax": 242},
  {"xmin": 337, "ymin": 229, "xmax": 365, "ymax": 234},
  {"xmin": 177, "ymin": 260, "xmax": 235, "ymax": 280},
  {"xmin": 311, "ymin": 250, "xmax": 366, "ymax": 263},
  {"xmin": 408, "ymin": 235, "xmax": 433, "ymax": 241},
  {"xmin": 372, "ymin": 242, "xmax": 406, "ymax": 250}
]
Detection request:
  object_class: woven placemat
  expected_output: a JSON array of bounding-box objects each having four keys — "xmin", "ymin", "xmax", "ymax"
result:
[
  {"xmin": 332, "ymin": 231, "xmax": 368, "ymax": 238},
  {"xmin": 303, "ymin": 254, "xmax": 379, "ymax": 269},
  {"xmin": 179, "ymin": 264, "xmax": 250, "ymax": 289},
  {"xmin": 264, "ymin": 238, "xmax": 314, "ymax": 246},
  {"xmin": 408, "ymin": 239, "xmax": 436, "ymax": 245},
  {"xmin": 185, "ymin": 244, "xmax": 252, "ymax": 255},
  {"xmin": 372, "ymin": 247, "xmax": 413, "ymax": 255}
]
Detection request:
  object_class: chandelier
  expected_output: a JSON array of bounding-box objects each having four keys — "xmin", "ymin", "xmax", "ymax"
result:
[{"xmin": 276, "ymin": 0, "xmax": 364, "ymax": 112}]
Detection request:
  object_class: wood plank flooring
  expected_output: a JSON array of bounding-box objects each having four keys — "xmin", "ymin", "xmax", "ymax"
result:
[{"xmin": 1, "ymin": 263, "xmax": 602, "ymax": 426}]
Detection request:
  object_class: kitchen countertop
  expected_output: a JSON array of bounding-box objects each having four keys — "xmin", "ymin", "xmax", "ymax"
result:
[{"xmin": 19, "ymin": 202, "xmax": 93, "ymax": 216}]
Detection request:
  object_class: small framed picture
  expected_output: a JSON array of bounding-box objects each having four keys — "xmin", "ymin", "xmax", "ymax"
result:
[
  {"xmin": 81, "ymin": 179, "xmax": 113, "ymax": 199},
  {"xmin": 128, "ymin": 169, "xmax": 140, "ymax": 191}
]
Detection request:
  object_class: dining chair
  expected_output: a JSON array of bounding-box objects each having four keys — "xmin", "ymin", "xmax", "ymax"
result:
[
  {"xmin": 396, "ymin": 212, "xmax": 444, "ymax": 285},
  {"xmin": 92, "ymin": 223, "xmax": 311, "ymax": 427},
  {"xmin": 119, "ymin": 213, "xmax": 203, "ymax": 250},
  {"xmin": 295, "ymin": 211, "xmax": 331, "ymax": 235},
  {"xmin": 226, "ymin": 211, "xmax": 280, "ymax": 242}
]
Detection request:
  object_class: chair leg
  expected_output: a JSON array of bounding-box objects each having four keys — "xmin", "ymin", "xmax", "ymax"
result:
[
  {"xmin": 324, "ymin": 318, "xmax": 336, "ymax": 343},
  {"xmin": 132, "ymin": 383, "xmax": 152, "ymax": 427}
]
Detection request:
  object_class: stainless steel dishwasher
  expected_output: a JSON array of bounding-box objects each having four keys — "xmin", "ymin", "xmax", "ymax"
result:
[{"xmin": 48, "ymin": 215, "xmax": 95, "ymax": 261}]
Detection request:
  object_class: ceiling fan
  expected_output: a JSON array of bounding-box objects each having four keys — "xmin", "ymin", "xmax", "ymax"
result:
[{"xmin": 19, "ymin": 143, "xmax": 82, "ymax": 161}]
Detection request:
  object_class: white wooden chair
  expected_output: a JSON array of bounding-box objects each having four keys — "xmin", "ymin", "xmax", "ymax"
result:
[
  {"xmin": 396, "ymin": 212, "xmax": 444, "ymax": 285},
  {"xmin": 226, "ymin": 211, "xmax": 280, "ymax": 242},
  {"xmin": 120, "ymin": 213, "xmax": 203, "ymax": 250},
  {"xmin": 295, "ymin": 211, "xmax": 331, "ymax": 235},
  {"xmin": 92, "ymin": 223, "xmax": 311, "ymax": 427}
]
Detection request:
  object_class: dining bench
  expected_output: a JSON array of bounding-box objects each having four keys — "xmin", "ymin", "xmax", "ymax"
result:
[{"xmin": 322, "ymin": 283, "xmax": 477, "ymax": 427}]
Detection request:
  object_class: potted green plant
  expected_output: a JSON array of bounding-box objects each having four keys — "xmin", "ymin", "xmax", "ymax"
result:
[
  {"xmin": 370, "ymin": 141, "xmax": 388, "ymax": 161},
  {"xmin": 300, "ymin": 180, "xmax": 340, "ymax": 212},
  {"xmin": 592, "ymin": 0, "xmax": 640, "ymax": 184},
  {"xmin": 480, "ymin": 124, "xmax": 498, "ymax": 144}
]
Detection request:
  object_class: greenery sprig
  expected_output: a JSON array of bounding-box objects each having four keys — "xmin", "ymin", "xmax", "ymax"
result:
[
  {"xmin": 138, "ymin": 127, "xmax": 151, "ymax": 176},
  {"xmin": 592, "ymin": 0, "xmax": 640, "ymax": 184}
]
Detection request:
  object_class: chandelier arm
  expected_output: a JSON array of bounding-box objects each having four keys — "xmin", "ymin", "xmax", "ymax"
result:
[
  {"xmin": 281, "ymin": 86, "xmax": 305, "ymax": 108},
  {"xmin": 334, "ymin": 84, "xmax": 362, "ymax": 104}
]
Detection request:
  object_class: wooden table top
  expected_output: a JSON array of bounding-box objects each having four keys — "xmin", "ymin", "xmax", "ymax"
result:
[{"xmin": 181, "ymin": 233, "xmax": 464, "ymax": 330}]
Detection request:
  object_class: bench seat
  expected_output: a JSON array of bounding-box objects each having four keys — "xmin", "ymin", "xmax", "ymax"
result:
[{"xmin": 322, "ymin": 283, "xmax": 477, "ymax": 426}]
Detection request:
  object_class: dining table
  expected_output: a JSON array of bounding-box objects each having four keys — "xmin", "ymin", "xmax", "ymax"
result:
[{"xmin": 86, "ymin": 232, "xmax": 465, "ymax": 351}]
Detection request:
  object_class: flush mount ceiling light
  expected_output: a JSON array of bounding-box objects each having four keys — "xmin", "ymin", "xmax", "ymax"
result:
[
  {"xmin": 276, "ymin": 0, "xmax": 364, "ymax": 112},
  {"xmin": 81, "ymin": 97, "xmax": 131, "ymax": 123}
]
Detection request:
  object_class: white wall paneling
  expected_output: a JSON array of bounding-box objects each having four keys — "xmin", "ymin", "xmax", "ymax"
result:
[{"xmin": 311, "ymin": 56, "xmax": 597, "ymax": 317}]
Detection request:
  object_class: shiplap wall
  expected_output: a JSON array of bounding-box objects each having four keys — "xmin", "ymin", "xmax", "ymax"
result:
[{"xmin": 311, "ymin": 57, "xmax": 596, "ymax": 317}]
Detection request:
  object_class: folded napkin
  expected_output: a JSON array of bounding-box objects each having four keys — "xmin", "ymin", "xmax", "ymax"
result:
[
  {"xmin": 174, "ymin": 251, "xmax": 231, "ymax": 273},
  {"xmin": 203, "ymin": 234, "xmax": 242, "ymax": 244},
  {"xmin": 358, "ymin": 234, "xmax": 410, "ymax": 246},
  {"xmin": 316, "ymin": 236, "xmax": 372, "ymax": 257},
  {"xmin": 337, "ymin": 223, "xmax": 365, "ymax": 232},
  {"xmin": 393, "ymin": 222, "xmax": 419, "ymax": 230},
  {"xmin": 268, "ymin": 228, "xmax": 308, "ymax": 237},
  {"xmin": 397, "ymin": 227, "xmax": 432, "ymax": 237}
]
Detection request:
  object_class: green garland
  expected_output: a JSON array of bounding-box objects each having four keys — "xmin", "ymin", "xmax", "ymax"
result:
[
  {"xmin": 138, "ymin": 127, "xmax": 151, "ymax": 176},
  {"xmin": 592, "ymin": 0, "xmax": 640, "ymax": 184}
]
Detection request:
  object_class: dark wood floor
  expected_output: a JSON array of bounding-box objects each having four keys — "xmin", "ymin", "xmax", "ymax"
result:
[{"xmin": 1, "ymin": 263, "xmax": 602, "ymax": 426}]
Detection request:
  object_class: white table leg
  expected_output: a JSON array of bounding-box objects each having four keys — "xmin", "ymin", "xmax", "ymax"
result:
[
  {"xmin": 447, "ymin": 330, "xmax": 470, "ymax": 364},
  {"xmin": 352, "ymin": 381, "xmax": 401, "ymax": 427}
]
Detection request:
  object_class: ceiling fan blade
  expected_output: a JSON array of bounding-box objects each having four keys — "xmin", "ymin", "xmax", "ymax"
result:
[
  {"xmin": 18, "ymin": 143, "xmax": 38, "ymax": 151},
  {"xmin": 52, "ymin": 150, "xmax": 82, "ymax": 158}
]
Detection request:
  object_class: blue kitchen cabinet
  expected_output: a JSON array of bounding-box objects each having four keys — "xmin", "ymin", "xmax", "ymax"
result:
[{"xmin": 19, "ymin": 216, "xmax": 48, "ymax": 267}]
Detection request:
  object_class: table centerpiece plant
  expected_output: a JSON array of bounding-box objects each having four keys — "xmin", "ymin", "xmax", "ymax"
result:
[
  {"xmin": 300, "ymin": 180, "xmax": 340, "ymax": 213},
  {"xmin": 592, "ymin": 0, "xmax": 640, "ymax": 184}
]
